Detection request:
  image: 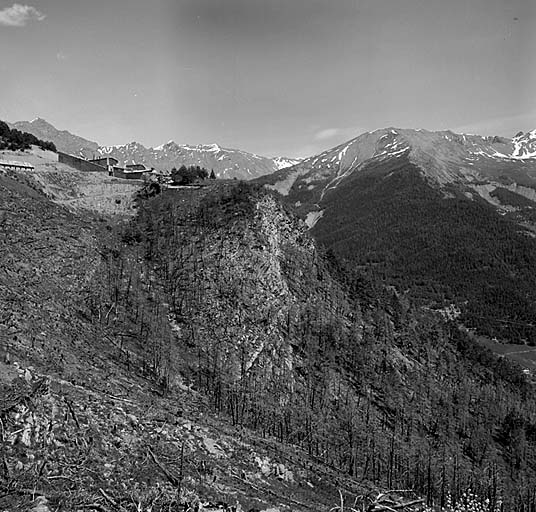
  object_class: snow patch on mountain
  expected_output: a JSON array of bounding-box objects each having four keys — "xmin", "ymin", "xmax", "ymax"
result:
[
  {"xmin": 272, "ymin": 156, "xmax": 301, "ymax": 170},
  {"xmin": 154, "ymin": 140, "xmax": 175, "ymax": 151},
  {"xmin": 512, "ymin": 130, "xmax": 536, "ymax": 159},
  {"xmin": 305, "ymin": 210, "xmax": 324, "ymax": 228},
  {"xmin": 259, "ymin": 126, "xmax": 536, "ymax": 208}
]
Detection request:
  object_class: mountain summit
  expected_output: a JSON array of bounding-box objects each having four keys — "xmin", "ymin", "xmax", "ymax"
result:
[
  {"xmin": 513, "ymin": 129, "xmax": 536, "ymax": 159},
  {"xmin": 260, "ymin": 127, "xmax": 536, "ymax": 208},
  {"xmin": 12, "ymin": 118, "xmax": 100, "ymax": 156}
]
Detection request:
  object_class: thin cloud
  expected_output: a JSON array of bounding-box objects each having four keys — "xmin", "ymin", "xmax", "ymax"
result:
[
  {"xmin": 315, "ymin": 128, "xmax": 340, "ymax": 141},
  {"xmin": 292, "ymin": 144, "xmax": 318, "ymax": 159},
  {"xmin": 453, "ymin": 111, "xmax": 536, "ymax": 137},
  {"xmin": 0, "ymin": 4, "xmax": 46, "ymax": 27}
]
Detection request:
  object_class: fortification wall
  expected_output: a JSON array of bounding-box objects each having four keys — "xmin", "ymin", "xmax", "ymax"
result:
[{"xmin": 58, "ymin": 152, "xmax": 107, "ymax": 172}]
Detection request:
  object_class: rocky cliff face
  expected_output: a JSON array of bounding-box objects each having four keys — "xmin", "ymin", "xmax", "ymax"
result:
[{"xmin": 135, "ymin": 184, "xmax": 359, "ymax": 393}]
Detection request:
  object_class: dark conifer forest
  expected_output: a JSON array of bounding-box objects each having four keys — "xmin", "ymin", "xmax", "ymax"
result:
[{"xmin": 310, "ymin": 163, "xmax": 536, "ymax": 344}]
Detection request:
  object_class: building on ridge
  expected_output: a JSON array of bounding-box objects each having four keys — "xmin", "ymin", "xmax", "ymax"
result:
[
  {"xmin": 0, "ymin": 160, "xmax": 35, "ymax": 171},
  {"xmin": 89, "ymin": 156, "xmax": 119, "ymax": 174},
  {"xmin": 125, "ymin": 163, "xmax": 148, "ymax": 171},
  {"xmin": 58, "ymin": 152, "xmax": 108, "ymax": 172},
  {"xmin": 112, "ymin": 163, "xmax": 152, "ymax": 180}
]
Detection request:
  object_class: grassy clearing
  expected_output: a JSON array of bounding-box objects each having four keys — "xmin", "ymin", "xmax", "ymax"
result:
[{"xmin": 476, "ymin": 335, "xmax": 536, "ymax": 371}]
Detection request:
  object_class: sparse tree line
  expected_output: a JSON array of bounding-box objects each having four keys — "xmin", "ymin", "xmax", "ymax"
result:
[
  {"xmin": 0, "ymin": 120, "xmax": 56, "ymax": 152},
  {"xmin": 91, "ymin": 182, "xmax": 536, "ymax": 511},
  {"xmin": 86, "ymin": 222, "xmax": 173, "ymax": 391}
]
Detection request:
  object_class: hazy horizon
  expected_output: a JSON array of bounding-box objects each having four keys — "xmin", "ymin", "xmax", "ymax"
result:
[{"xmin": 1, "ymin": 0, "xmax": 535, "ymax": 158}]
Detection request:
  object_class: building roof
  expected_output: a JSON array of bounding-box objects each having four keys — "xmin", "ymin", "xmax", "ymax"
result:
[
  {"xmin": 0, "ymin": 160, "xmax": 34, "ymax": 169},
  {"xmin": 90, "ymin": 156, "xmax": 119, "ymax": 164}
]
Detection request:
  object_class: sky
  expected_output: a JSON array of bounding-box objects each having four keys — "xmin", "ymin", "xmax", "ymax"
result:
[{"xmin": 0, "ymin": 0, "xmax": 535, "ymax": 158}]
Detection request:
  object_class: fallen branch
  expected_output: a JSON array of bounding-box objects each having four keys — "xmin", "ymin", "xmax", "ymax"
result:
[
  {"xmin": 98, "ymin": 488, "xmax": 129, "ymax": 512},
  {"xmin": 65, "ymin": 398, "xmax": 80, "ymax": 429},
  {"xmin": 147, "ymin": 447, "xmax": 180, "ymax": 487},
  {"xmin": 229, "ymin": 469, "xmax": 310, "ymax": 509},
  {"xmin": 100, "ymin": 392, "xmax": 135, "ymax": 404},
  {"xmin": 0, "ymin": 484, "xmax": 47, "ymax": 499}
]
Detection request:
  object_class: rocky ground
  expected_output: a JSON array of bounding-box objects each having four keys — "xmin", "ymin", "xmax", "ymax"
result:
[{"xmin": 1, "ymin": 360, "xmax": 377, "ymax": 511}]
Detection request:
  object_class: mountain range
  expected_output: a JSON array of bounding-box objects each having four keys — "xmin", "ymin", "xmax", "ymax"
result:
[
  {"xmin": 97, "ymin": 140, "xmax": 299, "ymax": 180},
  {"xmin": 260, "ymin": 127, "xmax": 536, "ymax": 211},
  {"xmin": 10, "ymin": 118, "xmax": 300, "ymax": 180}
]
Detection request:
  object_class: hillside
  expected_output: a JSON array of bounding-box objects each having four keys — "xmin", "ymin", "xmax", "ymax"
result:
[
  {"xmin": 0, "ymin": 120, "xmax": 56, "ymax": 152},
  {"xmin": 12, "ymin": 118, "xmax": 99, "ymax": 156},
  {"xmin": 0, "ymin": 172, "xmax": 372, "ymax": 511},
  {"xmin": 3, "ymin": 159, "xmax": 536, "ymax": 510},
  {"xmin": 257, "ymin": 127, "xmax": 536, "ymax": 343},
  {"xmin": 0, "ymin": 148, "xmax": 141, "ymax": 216},
  {"xmin": 87, "ymin": 182, "xmax": 536, "ymax": 509}
]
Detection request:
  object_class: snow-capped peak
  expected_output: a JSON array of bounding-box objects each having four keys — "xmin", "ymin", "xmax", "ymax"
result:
[
  {"xmin": 154, "ymin": 140, "xmax": 175, "ymax": 151},
  {"xmin": 512, "ymin": 129, "xmax": 536, "ymax": 159},
  {"xmin": 272, "ymin": 156, "xmax": 301, "ymax": 170},
  {"xmin": 28, "ymin": 117, "xmax": 53, "ymax": 127},
  {"xmin": 206, "ymin": 143, "xmax": 221, "ymax": 153}
]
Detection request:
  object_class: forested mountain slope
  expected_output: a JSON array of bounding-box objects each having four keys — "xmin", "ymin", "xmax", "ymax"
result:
[
  {"xmin": 257, "ymin": 128, "xmax": 536, "ymax": 343},
  {"xmin": 314, "ymin": 161, "xmax": 536, "ymax": 343}
]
